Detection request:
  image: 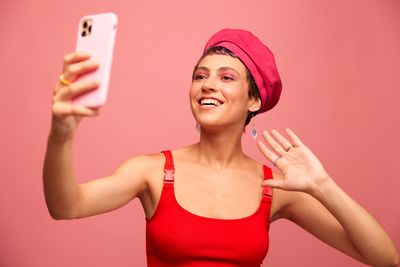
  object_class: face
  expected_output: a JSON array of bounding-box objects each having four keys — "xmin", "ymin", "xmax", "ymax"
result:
[{"xmin": 189, "ymin": 54, "xmax": 261, "ymax": 129}]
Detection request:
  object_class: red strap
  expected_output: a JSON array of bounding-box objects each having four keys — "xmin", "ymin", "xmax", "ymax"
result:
[
  {"xmin": 262, "ymin": 165, "xmax": 272, "ymax": 198},
  {"xmin": 162, "ymin": 150, "xmax": 175, "ymax": 183}
]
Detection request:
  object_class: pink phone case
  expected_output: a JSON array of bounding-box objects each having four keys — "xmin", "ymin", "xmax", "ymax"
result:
[{"xmin": 72, "ymin": 12, "xmax": 118, "ymax": 107}]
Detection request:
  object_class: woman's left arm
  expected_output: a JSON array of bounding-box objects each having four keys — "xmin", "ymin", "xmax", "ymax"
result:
[{"xmin": 258, "ymin": 128, "xmax": 400, "ymax": 267}]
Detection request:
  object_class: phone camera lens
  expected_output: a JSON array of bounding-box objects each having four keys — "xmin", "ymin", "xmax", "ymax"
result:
[{"xmin": 81, "ymin": 19, "xmax": 92, "ymax": 37}]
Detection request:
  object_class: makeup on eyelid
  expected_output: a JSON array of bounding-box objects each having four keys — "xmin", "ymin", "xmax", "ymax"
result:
[{"xmin": 193, "ymin": 70, "xmax": 238, "ymax": 81}]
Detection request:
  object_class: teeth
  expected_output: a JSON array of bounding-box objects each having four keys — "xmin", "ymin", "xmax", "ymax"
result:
[{"xmin": 200, "ymin": 98, "xmax": 221, "ymax": 106}]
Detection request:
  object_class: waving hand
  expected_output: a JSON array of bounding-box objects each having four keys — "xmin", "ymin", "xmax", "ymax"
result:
[{"xmin": 257, "ymin": 128, "xmax": 331, "ymax": 194}]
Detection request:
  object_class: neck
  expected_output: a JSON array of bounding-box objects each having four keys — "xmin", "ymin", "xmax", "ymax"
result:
[{"xmin": 194, "ymin": 123, "xmax": 246, "ymax": 169}]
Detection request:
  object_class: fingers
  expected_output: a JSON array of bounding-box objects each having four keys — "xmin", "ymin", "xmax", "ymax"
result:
[
  {"xmin": 262, "ymin": 131, "xmax": 287, "ymax": 155},
  {"xmin": 261, "ymin": 179, "xmax": 285, "ymax": 189},
  {"xmin": 54, "ymin": 80, "xmax": 99, "ymax": 101},
  {"xmin": 258, "ymin": 128, "xmax": 302, "ymax": 167},
  {"xmin": 58, "ymin": 51, "xmax": 99, "ymax": 84},
  {"xmin": 52, "ymin": 101, "xmax": 99, "ymax": 117},
  {"xmin": 52, "ymin": 80, "xmax": 100, "ymax": 118},
  {"xmin": 51, "ymin": 51, "xmax": 102, "ymax": 119},
  {"xmin": 54, "ymin": 51, "xmax": 99, "ymax": 95},
  {"xmin": 257, "ymin": 140, "xmax": 284, "ymax": 167},
  {"xmin": 284, "ymin": 128, "xmax": 304, "ymax": 147},
  {"xmin": 62, "ymin": 59, "xmax": 99, "ymax": 83},
  {"xmin": 271, "ymin": 129, "xmax": 296, "ymax": 151},
  {"xmin": 261, "ymin": 128, "xmax": 302, "ymax": 154},
  {"xmin": 63, "ymin": 51, "xmax": 91, "ymax": 64}
]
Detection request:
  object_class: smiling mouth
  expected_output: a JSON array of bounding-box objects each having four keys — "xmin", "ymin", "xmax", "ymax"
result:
[{"xmin": 198, "ymin": 98, "xmax": 223, "ymax": 107}]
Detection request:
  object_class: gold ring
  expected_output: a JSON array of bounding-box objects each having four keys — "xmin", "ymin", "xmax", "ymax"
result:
[{"xmin": 59, "ymin": 74, "xmax": 72, "ymax": 86}]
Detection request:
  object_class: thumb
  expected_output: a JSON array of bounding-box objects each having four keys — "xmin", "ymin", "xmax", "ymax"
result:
[{"xmin": 261, "ymin": 179, "xmax": 285, "ymax": 190}]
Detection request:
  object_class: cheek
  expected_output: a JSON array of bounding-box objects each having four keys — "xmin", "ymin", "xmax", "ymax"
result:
[
  {"xmin": 188, "ymin": 84, "xmax": 196, "ymax": 99},
  {"xmin": 222, "ymin": 83, "xmax": 248, "ymax": 102},
  {"xmin": 188, "ymin": 83, "xmax": 200, "ymax": 105},
  {"xmin": 189, "ymin": 81, "xmax": 203, "ymax": 97}
]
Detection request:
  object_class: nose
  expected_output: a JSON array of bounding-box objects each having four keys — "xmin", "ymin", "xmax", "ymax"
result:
[{"xmin": 202, "ymin": 77, "xmax": 217, "ymax": 92}]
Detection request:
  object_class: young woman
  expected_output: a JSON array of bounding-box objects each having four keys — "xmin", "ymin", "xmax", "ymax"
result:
[{"xmin": 43, "ymin": 29, "xmax": 399, "ymax": 266}]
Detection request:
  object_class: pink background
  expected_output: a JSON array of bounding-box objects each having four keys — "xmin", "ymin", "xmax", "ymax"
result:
[{"xmin": 1, "ymin": 0, "xmax": 399, "ymax": 266}]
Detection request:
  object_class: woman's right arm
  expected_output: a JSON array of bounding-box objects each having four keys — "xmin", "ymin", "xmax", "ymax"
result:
[{"xmin": 43, "ymin": 52, "xmax": 150, "ymax": 220}]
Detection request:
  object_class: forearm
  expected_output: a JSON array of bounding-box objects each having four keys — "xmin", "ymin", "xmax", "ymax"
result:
[
  {"xmin": 43, "ymin": 134, "xmax": 81, "ymax": 220},
  {"xmin": 311, "ymin": 177, "xmax": 399, "ymax": 266}
]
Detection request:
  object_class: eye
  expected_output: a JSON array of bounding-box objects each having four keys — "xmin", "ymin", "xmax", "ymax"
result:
[
  {"xmin": 194, "ymin": 73, "xmax": 207, "ymax": 80},
  {"xmin": 221, "ymin": 75, "xmax": 234, "ymax": 81}
]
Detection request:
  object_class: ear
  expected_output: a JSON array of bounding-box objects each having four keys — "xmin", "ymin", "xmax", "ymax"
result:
[{"xmin": 248, "ymin": 97, "xmax": 261, "ymax": 113}]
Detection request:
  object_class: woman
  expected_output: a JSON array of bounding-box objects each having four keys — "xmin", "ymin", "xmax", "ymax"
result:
[{"xmin": 43, "ymin": 29, "xmax": 399, "ymax": 266}]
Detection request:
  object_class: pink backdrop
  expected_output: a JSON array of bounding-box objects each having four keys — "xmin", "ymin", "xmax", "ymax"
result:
[{"xmin": 1, "ymin": 0, "xmax": 399, "ymax": 266}]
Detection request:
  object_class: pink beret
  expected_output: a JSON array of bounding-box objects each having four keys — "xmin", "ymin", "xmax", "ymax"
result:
[{"xmin": 204, "ymin": 29, "xmax": 282, "ymax": 114}]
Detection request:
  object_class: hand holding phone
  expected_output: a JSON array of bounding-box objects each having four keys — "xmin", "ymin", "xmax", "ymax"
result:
[
  {"xmin": 72, "ymin": 12, "xmax": 118, "ymax": 107},
  {"xmin": 51, "ymin": 13, "xmax": 117, "ymax": 139}
]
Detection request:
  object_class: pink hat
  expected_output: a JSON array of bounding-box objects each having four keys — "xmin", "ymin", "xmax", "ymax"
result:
[{"xmin": 204, "ymin": 29, "xmax": 282, "ymax": 114}]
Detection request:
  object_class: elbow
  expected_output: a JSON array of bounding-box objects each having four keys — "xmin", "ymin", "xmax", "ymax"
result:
[
  {"xmin": 391, "ymin": 252, "xmax": 400, "ymax": 267},
  {"xmin": 373, "ymin": 251, "xmax": 400, "ymax": 267},
  {"xmin": 385, "ymin": 248, "xmax": 400, "ymax": 267},
  {"xmin": 360, "ymin": 246, "xmax": 400, "ymax": 267},
  {"xmin": 44, "ymin": 195, "xmax": 81, "ymax": 220},
  {"xmin": 49, "ymin": 212, "xmax": 73, "ymax": 220},
  {"xmin": 47, "ymin": 206, "xmax": 78, "ymax": 220}
]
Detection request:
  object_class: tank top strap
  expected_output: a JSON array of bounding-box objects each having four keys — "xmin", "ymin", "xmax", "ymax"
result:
[
  {"xmin": 262, "ymin": 165, "xmax": 273, "ymax": 199},
  {"xmin": 161, "ymin": 150, "xmax": 175, "ymax": 184}
]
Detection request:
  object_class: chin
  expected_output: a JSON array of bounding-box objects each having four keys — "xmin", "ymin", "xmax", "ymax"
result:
[
  {"xmin": 195, "ymin": 116, "xmax": 238, "ymax": 133},
  {"xmin": 190, "ymin": 103, "xmax": 245, "ymax": 131}
]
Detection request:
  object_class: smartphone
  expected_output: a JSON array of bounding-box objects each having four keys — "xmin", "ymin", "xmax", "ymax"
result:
[{"xmin": 72, "ymin": 12, "xmax": 118, "ymax": 107}]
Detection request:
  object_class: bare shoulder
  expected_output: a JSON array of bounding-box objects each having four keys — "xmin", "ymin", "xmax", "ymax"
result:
[
  {"xmin": 103, "ymin": 152, "xmax": 164, "ymax": 201},
  {"xmin": 116, "ymin": 152, "xmax": 165, "ymax": 187},
  {"xmin": 117, "ymin": 152, "xmax": 164, "ymax": 173}
]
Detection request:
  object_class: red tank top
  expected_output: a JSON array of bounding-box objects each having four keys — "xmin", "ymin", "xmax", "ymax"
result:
[{"xmin": 146, "ymin": 150, "xmax": 273, "ymax": 266}]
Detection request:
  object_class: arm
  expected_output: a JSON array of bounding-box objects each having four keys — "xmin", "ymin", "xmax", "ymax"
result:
[
  {"xmin": 313, "ymin": 177, "xmax": 398, "ymax": 265},
  {"xmin": 43, "ymin": 52, "xmax": 148, "ymax": 220},
  {"xmin": 259, "ymin": 128, "xmax": 399, "ymax": 266},
  {"xmin": 43, "ymin": 136, "xmax": 149, "ymax": 219}
]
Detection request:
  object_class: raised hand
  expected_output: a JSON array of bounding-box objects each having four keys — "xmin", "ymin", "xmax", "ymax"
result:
[
  {"xmin": 51, "ymin": 51, "xmax": 100, "ymax": 140},
  {"xmin": 257, "ymin": 128, "xmax": 331, "ymax": 194}
]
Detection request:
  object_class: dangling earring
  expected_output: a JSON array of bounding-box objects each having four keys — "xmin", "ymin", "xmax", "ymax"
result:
[
  {"xmin": 195, "ymin": 123, "xmax": 201, "ymax": 133},
  {"xmin": 251, "ymin": 113, "xmax": 257, "ymax": 140}
]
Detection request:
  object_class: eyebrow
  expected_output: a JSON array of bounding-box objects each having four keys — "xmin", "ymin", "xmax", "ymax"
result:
[{"xmin": 194, "ymin": 66, "xmax": 241, "ymax": 76}]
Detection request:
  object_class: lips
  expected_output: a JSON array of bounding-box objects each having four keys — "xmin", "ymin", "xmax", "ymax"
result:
[{"xmin": 198, "ymin": 97, "xmax": 224, "ymax": 107}]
